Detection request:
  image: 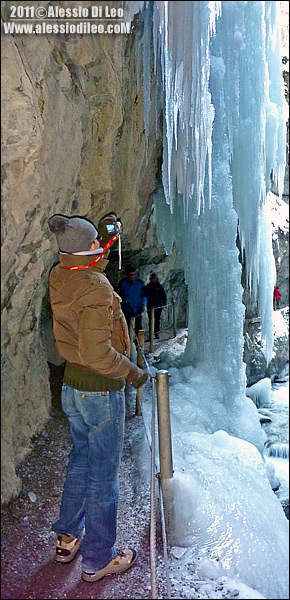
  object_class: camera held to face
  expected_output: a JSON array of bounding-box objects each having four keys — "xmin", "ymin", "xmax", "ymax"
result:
[{"xmin": 98, "ymin": 213, "xmax": 123, "ymax": 245}]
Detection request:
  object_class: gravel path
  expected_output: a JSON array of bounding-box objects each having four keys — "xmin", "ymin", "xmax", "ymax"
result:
[{"xmin": 1, "ymin": 364, "xmax": 168, "ymax": 600}]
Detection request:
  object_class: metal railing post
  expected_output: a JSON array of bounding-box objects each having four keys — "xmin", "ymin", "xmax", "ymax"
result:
[
  {"xmin": 136, "ymin": 330, "xmax": 145, "ymax": 416},
  {"xmin": 129, "ymin": 317, "xmax": 135, "ymax": 359},
  {"xmin": 156, "ymin": 370, "xmax": 174, "ymax": 546},
  {"xmin": 149, "ymin": 307, "xmax": 155, "ymax": 353},
  {"xmin": 156, "ymin": 371, "xmax": 173, "ymax": 480},
  {"xmin": 172, "ymin": 299, "xmax": 177, "ymax": 338}
]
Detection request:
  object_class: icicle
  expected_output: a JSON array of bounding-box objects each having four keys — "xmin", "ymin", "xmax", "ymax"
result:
[
  {"xmin": 141, "ymin": 3, "xmax": 154, "ymax": 159},
  {"xmin": 123, "ymin": 1, "xmax": 145, "ymax": 23},
  {"xmin": 126, "ymin": 0, "xmax": 286, "ymax": 398}
]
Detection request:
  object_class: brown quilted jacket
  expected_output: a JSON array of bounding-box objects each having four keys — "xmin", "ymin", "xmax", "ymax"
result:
[{"xmin": 49, "ymin": 254, "xmax": 136, "ymax": 381}]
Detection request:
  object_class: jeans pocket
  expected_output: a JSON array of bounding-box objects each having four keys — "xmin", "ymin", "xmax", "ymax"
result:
[
  {"xmin": 76, "ymin": 391, "xmax": 111, "ymax": 429},
  {"xmin": 61, "ymin": 384, "xmax": 72, "ymax": 414}
]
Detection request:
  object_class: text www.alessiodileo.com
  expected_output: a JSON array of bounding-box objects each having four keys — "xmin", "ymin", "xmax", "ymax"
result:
[{"xmin": 3, "ymin": 21, "xmax": 131, "ymax": 35}]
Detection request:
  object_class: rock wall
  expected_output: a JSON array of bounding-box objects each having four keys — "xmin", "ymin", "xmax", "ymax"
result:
[{"xmin": 1, "ymin": 0, "xmax": 167, "ymax": 504}]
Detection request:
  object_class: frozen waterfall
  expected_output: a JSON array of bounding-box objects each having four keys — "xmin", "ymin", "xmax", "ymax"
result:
[
  {"xmin": 125, "ymin": 5, "xmax": 288, "ymax": 595},
  {"xmin": 125, "ymin": 2, "xmax": 286, "ymax": 408}
]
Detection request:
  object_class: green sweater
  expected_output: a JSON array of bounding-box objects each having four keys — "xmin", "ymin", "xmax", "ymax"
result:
[{"xmin": 64, "ymin": 362, "xmax": 125, "ymax": 392}]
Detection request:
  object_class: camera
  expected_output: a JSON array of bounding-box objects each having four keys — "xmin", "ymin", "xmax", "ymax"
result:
[{"xmin": 98, "ymin": 213, "xmax": 123, "ymax": 244}]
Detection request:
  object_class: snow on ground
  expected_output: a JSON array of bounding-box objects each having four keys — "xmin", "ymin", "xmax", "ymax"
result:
[
  {"xmin": 273, "ymin": 307, "xmax": 289, "ymax": 338},
  {"xmin": 268, "ymin": 191, "xmax": 289, "ymax": 237},
  {"xmin": 246, "ymin": 378, "xmax": 272, "ymax": 407},
  {"xmin": 136, "ymin": 330, "xmax": 289, "ymax": 599}
]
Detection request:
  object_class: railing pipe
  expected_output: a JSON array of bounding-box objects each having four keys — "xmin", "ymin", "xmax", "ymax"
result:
[
  {"xmin": 129, "ymin": 317, "xmax": 135, "ymax": 359},
  {"xmin": 149, "ymin": 307, "xmax": 155, "ymax": 353},
  {"xmin": 156, "ymin": 370, "xmax": 173, "ymax": 480},
  {"xmin": 136, "ymin": 330, "xmax": 145, "ymax": 416}
]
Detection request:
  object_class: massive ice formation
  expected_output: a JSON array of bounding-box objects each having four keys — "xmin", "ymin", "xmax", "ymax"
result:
[{"xmin": 125, "ymin": 1, "xmax": 286, "ymax": 400}]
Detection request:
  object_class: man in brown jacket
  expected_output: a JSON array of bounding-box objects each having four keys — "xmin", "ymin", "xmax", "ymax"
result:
[{"xmin": 48, "ymin": 213, "xmax": 148, "ymax": 582}]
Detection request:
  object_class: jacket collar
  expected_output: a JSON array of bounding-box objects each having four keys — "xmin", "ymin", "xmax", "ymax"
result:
[{"xmin": 58, "ymin": 253, "xmax": 109, "ymax": 273}]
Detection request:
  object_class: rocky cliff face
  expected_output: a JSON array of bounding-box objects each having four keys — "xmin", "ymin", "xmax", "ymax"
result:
[{"xmin": 1, "ymin": 0, "xmax": 168, "ymax": 504}]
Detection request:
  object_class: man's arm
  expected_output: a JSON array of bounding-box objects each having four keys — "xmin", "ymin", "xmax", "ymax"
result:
[{"xmin": 78, "ymin": 281, "xmax": 145, "ymax": 384}]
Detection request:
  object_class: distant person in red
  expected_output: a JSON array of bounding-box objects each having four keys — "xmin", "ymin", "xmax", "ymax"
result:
[{"xmin": 273, "ymin": 285, "xmax": 282, "ymax": 310}]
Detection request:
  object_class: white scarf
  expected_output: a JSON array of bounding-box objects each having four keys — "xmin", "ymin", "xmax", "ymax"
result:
[{"xmin": 59, "ymin": 248, "xmax": 104, "ymax": 256}]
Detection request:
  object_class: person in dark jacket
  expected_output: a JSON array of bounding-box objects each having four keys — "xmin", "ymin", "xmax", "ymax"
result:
[
  {"xmin": 144, "ymin": 273, "xmax": 167, "ymax": 339},
  {"xmin": 117, "ymin": 266, "xmax": 146, "ymax": 333}
]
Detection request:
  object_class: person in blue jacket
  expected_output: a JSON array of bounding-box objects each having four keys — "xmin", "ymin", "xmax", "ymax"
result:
[{"xmin": 117, "ymin": 265, "xmax": 146, "ymax": 333}]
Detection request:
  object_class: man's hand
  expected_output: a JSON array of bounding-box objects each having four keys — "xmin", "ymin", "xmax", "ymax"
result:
[
  {"xmin": 126, "ymin": 365, "xmax": 149, "ymax": 389},
  {"xmin": 130, "ymin": 370, "xmax": 149, "ymax": 389}
]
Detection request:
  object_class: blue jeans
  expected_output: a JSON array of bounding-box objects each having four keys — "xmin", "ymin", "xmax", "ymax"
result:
[{"xmin": 52, "ymin": 384, "xmax": 125, "ymax": 572}]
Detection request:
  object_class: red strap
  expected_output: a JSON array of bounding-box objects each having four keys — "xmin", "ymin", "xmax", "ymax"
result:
[{"xmin": 60, "ymin": 235, "xmax": 118, "ymax": 270}]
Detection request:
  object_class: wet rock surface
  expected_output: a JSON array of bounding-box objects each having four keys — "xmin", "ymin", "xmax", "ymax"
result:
[{"xmin": 1, "ymin": 0, "xmax": 165, "ymax": 504}]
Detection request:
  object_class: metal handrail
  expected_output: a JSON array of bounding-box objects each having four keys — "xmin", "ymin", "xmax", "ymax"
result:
[
  {"xmin": 150, "ymin": 377, "xmax": 158, "ymax": 599},
  {"xmin": 129, "ymin": 302, "xmax": 171, "ymax": 321},
  {"xmin": 134, "ymin": 330, "xmax": 172, "ymax": 600}
]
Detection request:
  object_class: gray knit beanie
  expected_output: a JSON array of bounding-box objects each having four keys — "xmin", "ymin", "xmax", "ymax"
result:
[{"xmin": 48, "ymin": 214, "xmax": 98, "ymax": 253}]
